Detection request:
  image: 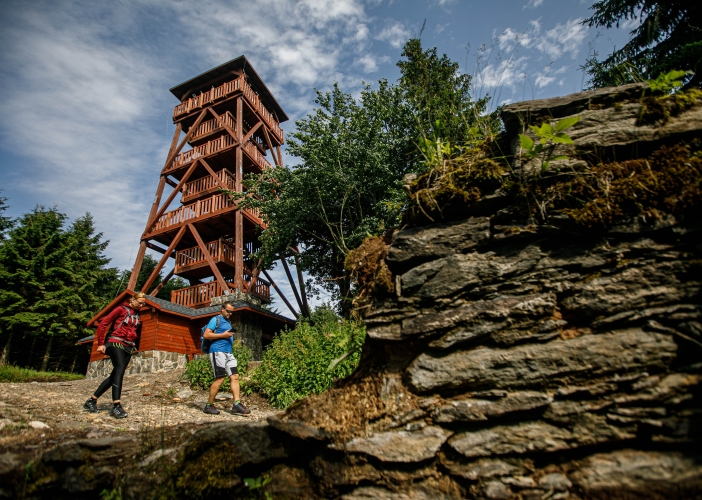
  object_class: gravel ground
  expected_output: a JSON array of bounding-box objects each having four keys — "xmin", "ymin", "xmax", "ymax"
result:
[{"xmin": 0, "ymin": 369, "xmax": 282, "ymax": 453}]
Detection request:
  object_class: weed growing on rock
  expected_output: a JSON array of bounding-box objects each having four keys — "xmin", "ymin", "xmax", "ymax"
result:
[{"xmin": 345, "ymin": 234, "xmax": 394, "ymax": 317}]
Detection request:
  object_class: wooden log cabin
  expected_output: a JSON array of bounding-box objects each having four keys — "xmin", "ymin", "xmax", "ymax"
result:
[{"xmin": 84, "ymin": 56, "xmax": 299, "ymax": 378}]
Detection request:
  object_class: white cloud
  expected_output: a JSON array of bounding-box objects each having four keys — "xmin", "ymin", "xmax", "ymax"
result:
[
  {"xmin": 477, "ymin": 56, "xmax": 529, "ymax": 89},
  {"xmin": 534, "ymin": 18, "xmax": 588, "ymax": 59},
  {"xmin": 355, "ymin": 54, "xmax": 389, "ymax": 73},
  {"xmin": 376, "ymin": 21, "xmax": 410, "ymax": 48},
  {"xmin": 523, "ymin": 0, "xmax": 544, "ymax": 9}
]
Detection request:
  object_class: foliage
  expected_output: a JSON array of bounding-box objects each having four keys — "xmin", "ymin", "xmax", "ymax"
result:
[
  {"xmin": 518, "ymin": 116, "xmax": 580, "ymax": 172},
  {"xmin": 0, "ymin": 207, "xmax": 120, "ymax": 369},
  {"xmin": 244, "ymin": 476, "xmax": 272, "ymax": 500},
  {"xmin": 113, "ymin": 254, "xmax": 188, "ymax": 301},
  {"xmin": 345, "ymin": 235, "xmax": 394, "ymax": 316},
  {"xmin": 184, "ymin": 340, "xmax": 251, "ymax": 391},
  {"xmin": 227, "ymin": 39, "xmax": 492, "ymax": 315},
  {"xmin": 248, "ymin": 306, "xmax": 365, "ymax": 408},
  {"xmin": 582, "ymin": 0, "xmax": 702, "ymax": 88},
  {"xmin": 228, "ymin": 80, "xmax": 414, "ymax": 314},
  {"xmin": 648, "ymin": 70, "xmax": 693, "ymax": 94},
  {"xmin": 0, "ymin": 192, "xmax": 13, "ymax": 241},
  {"xmin": 0, "ymin": 364, "xmax": 84, "ymax": 383},
  {"xmin": 398, "ymin": 39, "xmax": 491, "ymax": 152}
]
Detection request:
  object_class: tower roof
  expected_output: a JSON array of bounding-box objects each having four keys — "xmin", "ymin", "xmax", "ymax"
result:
[{"xmin": 169, "ymin": 55, "xmax": 288, "ymax": 123}]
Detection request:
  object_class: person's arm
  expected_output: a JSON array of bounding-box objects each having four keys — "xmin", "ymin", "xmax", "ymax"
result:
[
  {"xmin": 203, "ymin": 328, "xmax": 233, "ymax": 340},
  {"xmin": 95, "ymin": 306, "xmax": 123, "ymax": 353}
]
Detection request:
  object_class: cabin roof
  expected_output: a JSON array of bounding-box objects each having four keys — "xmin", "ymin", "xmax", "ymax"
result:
[
  {"xmin": 87, "ymin": 289, "xmax": 295, "ymax": 328},
  {"xmin": 169, "ymin": 55, "xmax": 288, "ymax": 123}
]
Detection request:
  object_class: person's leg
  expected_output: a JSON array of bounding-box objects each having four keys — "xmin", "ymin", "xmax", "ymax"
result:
[
  {"xmin": 84, "ymin": 347, "xmax": 114, "ymax": 412},
  {"xmin": 228, "ymin": 373, "xmax": 240, "ymax": 401},
  {"xmin": 208, "ymin": 377, "xmax": 225, "ymax": 404},
  {"xmin": 109, "ymin": 346, "xmax": 131, "ymax": 404}
]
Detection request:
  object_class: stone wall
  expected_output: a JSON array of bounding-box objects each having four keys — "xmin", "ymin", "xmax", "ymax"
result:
[{"xmin": 85, "ymin": 350, "xmax": 188, "ymax": 380}]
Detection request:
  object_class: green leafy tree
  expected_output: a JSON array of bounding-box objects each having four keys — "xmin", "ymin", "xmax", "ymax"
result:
[
  {"xmin": 231, "ymin": 39, "xmax": 490, "ymax": 315},
  {"xmin": 582, "ymin": 0, "xmax": 702, "ymax": 88},
  {"xmin": 398, "ymin": 38, "xmax": 491, "ymax": 151},
  {"xmin": 233, "ymin": 81, "xmax": 414, "ymax": 315},
  {"xmin": 0, "ymin": 207, "xmax": 72, "ymax": 368},
  {"xmin": 0, "ymin": 192, "xmax": 13, "ymax": 241},
  {"xmin": 0, "ymin": 208, "xmax": 119, "ymax": 369}
]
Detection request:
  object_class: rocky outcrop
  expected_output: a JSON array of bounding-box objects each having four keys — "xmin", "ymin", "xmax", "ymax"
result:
[{"xmin": 9, "ymin": 84, "xmax": 702, "ymax": 499}]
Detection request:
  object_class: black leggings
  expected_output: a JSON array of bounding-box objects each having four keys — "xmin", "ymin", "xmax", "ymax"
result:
[{"xmin": 94, "ymin": 343, "xmax": 132, "ymax": 401}]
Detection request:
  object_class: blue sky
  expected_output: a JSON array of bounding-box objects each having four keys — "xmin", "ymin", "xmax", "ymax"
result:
[{"xmin": 0, "ymin": 0, "xmax": 634, "ymax": 316}]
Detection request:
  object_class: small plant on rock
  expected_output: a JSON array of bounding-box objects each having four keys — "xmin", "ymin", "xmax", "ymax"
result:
[{"xmin": 518, "ymin": 116, "xmax": 580, "ymax": 173}]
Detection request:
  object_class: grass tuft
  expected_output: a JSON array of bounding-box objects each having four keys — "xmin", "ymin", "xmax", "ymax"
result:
[{"xmin": 0, "ymin": 365, "xmax": 84, "ymax": 383}]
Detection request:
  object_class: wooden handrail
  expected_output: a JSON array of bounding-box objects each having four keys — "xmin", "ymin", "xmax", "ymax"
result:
[
  {"xmin": 173, "ymin": 76, "xmax": 284, "ymax": 143},
  {"xmin": 182, "ymin": 169, "xmax": 235, "ymax": 199}
]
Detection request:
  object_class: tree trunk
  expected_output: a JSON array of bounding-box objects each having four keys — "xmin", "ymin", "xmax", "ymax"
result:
[
  {"xmin": 26, "ymin": 336, "xmax": 37, "ymax": 369},
  {"xmin": 40, "ymin": 337, "xmax": 53, "ymax": 372},
  {"xmin": 0, "ymin": 331, "xmax": 13, "ymax": 366},
  {"xmin": 69, "ymin": 350, "xmax": 78, "ymax": 374},
  {"xmin": 53, "ymin": 345, "xmax": 65, "ymax": 372}
]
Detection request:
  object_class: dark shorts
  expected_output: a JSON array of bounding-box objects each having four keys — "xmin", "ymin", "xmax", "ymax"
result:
[{"xmin": 209, "ymin": 352, "xmax": 238, "ymax": 378}]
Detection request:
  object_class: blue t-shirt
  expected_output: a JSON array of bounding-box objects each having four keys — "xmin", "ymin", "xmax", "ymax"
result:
[{"xmin": 206, "ymin": 315, "xmax": 233, "ymax": 353}]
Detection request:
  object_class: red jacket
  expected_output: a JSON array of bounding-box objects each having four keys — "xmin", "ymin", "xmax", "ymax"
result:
[{"xmin": 96, "ymin": 303, "xmax": 141, "ymax": 346}]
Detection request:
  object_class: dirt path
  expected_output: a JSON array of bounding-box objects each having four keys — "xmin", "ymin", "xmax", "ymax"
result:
[{"xmin": 0, "ymin": 370, "xmax": 282, "ymax": 454}]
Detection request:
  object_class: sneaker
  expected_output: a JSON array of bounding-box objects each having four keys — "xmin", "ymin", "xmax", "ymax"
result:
[
  {"xmin": 111, "ymin": 404, "xmax": 128, "ymax": 419},
  {"xmin": 203, "ymin": 403, "xmax": 220, "ymax": 415},
  {"xmin": 83, "ymin": 398, "xmax": 98, "ymax": 413},
  {"xmin": 231, "ymin": 402, "xmax": 251, "ymax": 415}
]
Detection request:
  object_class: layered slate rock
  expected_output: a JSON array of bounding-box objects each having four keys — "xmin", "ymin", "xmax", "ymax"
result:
[{"xmin": 337, "ymin": 426, "xmax": 452, "ymax": 462}]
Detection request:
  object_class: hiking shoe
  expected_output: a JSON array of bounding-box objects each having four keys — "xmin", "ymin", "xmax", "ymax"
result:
[
  {"xmin": 111, "ymin": 404, "xmax": 128, "ymax": 419},
  {"xmin": 231, "ymin": 402, "xmax": 251, "ymax": 415},
  {"xmin": 203, "ymin": 403, "xmax": 220, "ymax": 415},
  {"xmin": 83, "ymin": 398, "xmax": 98, "ymax": 413}
]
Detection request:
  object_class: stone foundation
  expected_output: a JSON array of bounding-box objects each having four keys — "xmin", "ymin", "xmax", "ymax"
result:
[{"xmin": 85, "ymin": 350, "xmax": 188, "ymax": 379}]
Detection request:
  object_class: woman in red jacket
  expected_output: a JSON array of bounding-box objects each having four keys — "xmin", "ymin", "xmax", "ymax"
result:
[{"xmin": 83, "ymin": 292, "xmax": 147, "ymax": 419}]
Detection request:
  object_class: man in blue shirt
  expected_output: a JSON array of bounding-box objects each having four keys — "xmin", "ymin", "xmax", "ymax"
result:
[{"xmin": 203, "ymin": 303, "xmax": 251, "ymax": 415}]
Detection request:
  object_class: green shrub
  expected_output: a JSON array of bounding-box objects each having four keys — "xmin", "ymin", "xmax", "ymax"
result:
[
  {"xmin": 248, "ymin": 306, "xmax": 366, "ymax": 408},
  {"xmin": 0, "ymin": 365, "xmax": 84, "ymax": 383},
  {"xmin": 184, "ymin": 340, "xmax": 251, "ymax": 391}
]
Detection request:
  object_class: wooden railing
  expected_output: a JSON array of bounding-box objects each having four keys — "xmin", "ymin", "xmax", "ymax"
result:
[
  {"xmin": 175, "ymin": 239, "xmax": 236, "ymax": 272},
  {"xmin": 191, "ymin": 112, "xmax": 236, "ymax": 141},
  {"xmin": 173, "ymin": 76, "xmax": 284, "ymax": 143},
  {"xmin": 182, "ymin": 169, "xmax": 234, "ymax": 200},
  {"xmin": 150, "ymin": 192, "xmax": 265, "ymax": 234},
  {"xmin": 243, "ymin": 140, "xmax": 271, "ymax": 169},
  {"xmin": 247, "ymin": 276, "xmax": 271, "ymax": 301},
  {"xmin": 152, "ymin": 193, "xmax": 235, "ymax": 232},
  {"xmin": 171, "ymin": 281, "xmax": 224, "ymax": 308},
  {"xmin": 170, "ymin": 275, "xmax": 271, "ymax": 308},
  {"xmin": 167, "ymin": 134, "xmax": 237, "ymax": 172}
]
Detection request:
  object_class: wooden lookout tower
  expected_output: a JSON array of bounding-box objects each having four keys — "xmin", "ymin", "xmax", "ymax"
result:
[{"xmin": 84, "ymin": 56, "xmax": 304, "ymax": 377}]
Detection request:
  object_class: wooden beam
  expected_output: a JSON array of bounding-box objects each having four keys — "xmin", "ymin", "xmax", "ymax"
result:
[
  {"xmin": 281, "ymin": 257, "xmax": 304, "ymax": 313},
  {"xmin": 274, "ymin": 145, "xmax": 284, "ymax": 167},
  {"xmin": 140, "ymin": 226, "xmax": 186, "ymax": 294},
  {"xmin": 200, "ymin": 158, "xmax": 225, "ymax": 189},
  {"xmin": 145, "ymin": 160, "xmax": 199, "ymax": 235},
  {"xmin": 262, "ymin": 270, "xmax": 299, "ymax": 319},
  {"xmin": 234, "ymin": 97, "xmax": 245, "ymax": 290},
  {"xmin": 243, "ymin": 122, "xmax": 262, "ymax": 143},
  {"xmin": 146, "ymin": 241, "xmax": 175, "ymax": 258},
  {"xmin": 187, "ymin": 223, "xmax": 230, "ymax": 294},
  {"xmin": 127, "ymin": 242, "xmax": 147, "ymax": 291},
  {"xmin": 149, "ymin": 267, "xmax": 175, "ymax": 296},
  {"xmin": 244, "ymin": 259, "xmax": 262, "ymax": 292},
  {"xmin": 292, "ymin": 249, "xmax": 310, "ymax": 316},
  {"xmin": 161, "ymin": 108, "xmax": 209, "ymax": 174},
  {"xmin": 262, "ymin": 126, "xmax": 277, "ymax": 166},
  {"xmin": 164, "ymin": 177, "xmax": 178, "ymax": 188}
]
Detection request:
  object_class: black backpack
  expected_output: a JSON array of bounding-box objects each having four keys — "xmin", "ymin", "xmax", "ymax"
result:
[{"xmin": 200, "ymin": 315, "xmax": 222, "ymax": 353}]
